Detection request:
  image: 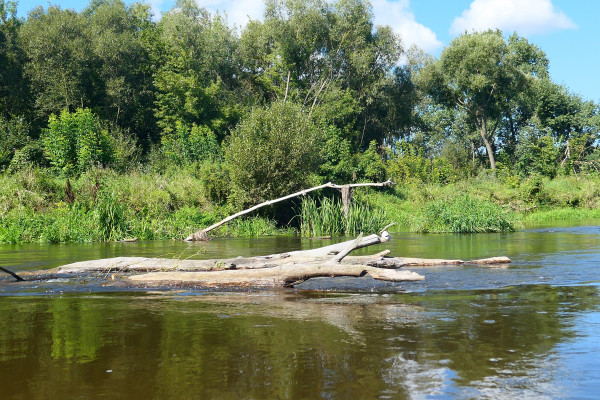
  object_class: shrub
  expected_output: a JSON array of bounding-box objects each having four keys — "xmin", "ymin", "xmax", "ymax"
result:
[
  {"xmin": 412, "ymin": 195, "xmax": 515, "ymax": 233},
  {"xmin": 0, "ymin": 116, "xmax": 29, "ymax": 169},
  {"xmin": 42, "ymin": 108, "xmax": 113, "ymax": 175},
  {"xmin": 225, "ymin": 101, "xmax": 321, "ymax": 208},
  {"xmin": 161, "ymin": 122, "xmax": 220, "ymax": 166},
  {"xmin": 387, "ymin": 142, "xmax": 455, "ymax": 184}
]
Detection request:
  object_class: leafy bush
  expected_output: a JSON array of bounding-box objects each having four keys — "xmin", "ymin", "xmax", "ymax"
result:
[
  {"xmin": 198, "ymin": 161, "xmax": 231, "ymax": 205},
  {"xmin": 225, "ymin": 101, "xmax": 321, "ymax": 208},
  {"xmin": 8, "ymin": 142, "xmax": 46, "ymax": 172},
  {"xmin": 161, "ymin": 122, "xmax": 220, "ymax": 165},
  {"xmin": 358, "ymin": 141, "xmax": 386, "ymax": 182},
  {"xmin": 515, "ymin": 131, "xmax": 560, "ymax": 178},
  {"xmin": 387, "ymin": 142, "xmax": 455, "ymax": 184},
  {"xmin": 412, "ymin": 195, "xmax": 515, "ymax": 233},
  {"xmin": 0, "ymin": 116, "xmax": 29, "ymax": 169},
  {"xmin": 42, "ymin": 108, "xmax": 113, "ymax": 175}
]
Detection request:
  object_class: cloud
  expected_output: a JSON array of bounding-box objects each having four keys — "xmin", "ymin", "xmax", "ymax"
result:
[
  {"xmin": 450, "ymin": 0, "xmax": 577, "ymax": 36},
  {"xmin": 372, "ymin": 0, "xmax": 442, "ymax": 53}
]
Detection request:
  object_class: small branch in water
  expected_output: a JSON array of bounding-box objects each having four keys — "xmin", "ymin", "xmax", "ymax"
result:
[{"xmin": 0, "ymin": 266, "xmax": 25, "ymax": 282}]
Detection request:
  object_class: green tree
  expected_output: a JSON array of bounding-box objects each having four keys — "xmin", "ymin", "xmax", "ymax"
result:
[
  {"xmin": 419, "ymin": 31, "xmax": 547, "ymax": 170},
  {"xmin": 84, "ymin": 0, "xmax": 158, "ymax": 144},
  {"xmin": 0, "ymin": 0, "xmax": 30, "ymax": 119},
  {"xmin": 225, "ymin": 101, "xmax": 321, "ymax": 208},
  {"xmin": 238, "ymin": 0, "xmax": 408, "ymax": 149},
  {"xmin": 20, "ymin": 6, "xmax": 95, "ymax": 120},
  {"xmin": 153, "ymin": 0, "xmax": 240, "ymax": 138}
]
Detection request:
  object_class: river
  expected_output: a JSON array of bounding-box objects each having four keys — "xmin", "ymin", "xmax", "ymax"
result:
[{"xmin": 1, "ymin": 221, "xmax": 599, "ymax": 399}]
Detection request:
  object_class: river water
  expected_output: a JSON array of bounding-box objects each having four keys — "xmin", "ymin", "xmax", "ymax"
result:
[{"xmin": 1, "ymin": 221, "xmax": 599, "ymax": 399}]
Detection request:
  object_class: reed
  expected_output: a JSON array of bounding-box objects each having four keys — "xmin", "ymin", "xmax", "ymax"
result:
[
  {"xmin": 299, "ymin": 197, "xmax": 388, "ymax": 237},
  {"xmin": 411, "ymin": 195, "xmax": 516, "ymax": 233}
]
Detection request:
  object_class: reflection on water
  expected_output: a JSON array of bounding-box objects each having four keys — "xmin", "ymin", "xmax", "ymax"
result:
[
  {"xmin": 0, "ymin": 286, "xmax": 598, "ymax": 399},
  {"xmin": 1, "ymin": 220, "xmax": 600, "ymax": 399}
]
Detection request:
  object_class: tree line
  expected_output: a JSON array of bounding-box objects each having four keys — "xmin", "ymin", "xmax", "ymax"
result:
[{"xmin": 1, "ymin": 0, "xmax": 599, "ymax": 206}]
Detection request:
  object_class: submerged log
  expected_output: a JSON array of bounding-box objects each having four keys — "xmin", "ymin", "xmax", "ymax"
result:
[{"xmin": 30, "ymin": 229, "xmax": 512, "ymax": 289}]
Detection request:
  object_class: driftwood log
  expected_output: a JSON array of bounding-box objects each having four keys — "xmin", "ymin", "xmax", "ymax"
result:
[
  {"xmin": 3, "ymin": 229, "xmax": 512, "ymax": 288},
  {"xmin": 185, "ymin": 180, "xmax": 395, "ymax": 241}
]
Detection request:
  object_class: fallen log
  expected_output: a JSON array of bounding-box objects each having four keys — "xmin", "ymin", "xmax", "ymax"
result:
[
  {"xmin": 184, "ymin": 180, "xmax": 395, "ymax": 241},
  {"xmin": 23, "ymin": 228, "xmax": 513, "ymax": 289}
]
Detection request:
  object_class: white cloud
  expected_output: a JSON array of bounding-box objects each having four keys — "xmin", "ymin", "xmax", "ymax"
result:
[
  {"xmin": 195, "ymin": 0, "xmax": 265, "ymax": 29},
  {"xmin": 372, "ymin": 0, "xmax": 442, "ymax": 53},
  {"xmin": 450, "ymin": 0, "xmax": 577, "ymax": 36}
]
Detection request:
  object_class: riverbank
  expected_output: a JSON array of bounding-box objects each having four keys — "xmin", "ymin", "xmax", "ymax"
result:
[{"xmin": 1, "ymin": 168, "xmax": 599, "ymax": 243}]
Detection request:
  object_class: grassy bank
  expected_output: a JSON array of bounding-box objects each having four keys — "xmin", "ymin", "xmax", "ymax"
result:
[{"xmin": 1, "ymin": 169, "xmax": 599, "ymax": 243}]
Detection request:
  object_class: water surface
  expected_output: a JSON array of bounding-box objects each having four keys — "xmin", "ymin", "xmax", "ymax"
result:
[{"xmin": 1, "ymin": 220, "xmax": 599, "ymax": 399}]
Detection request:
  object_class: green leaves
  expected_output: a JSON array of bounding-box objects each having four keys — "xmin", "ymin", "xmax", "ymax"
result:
[
  {"xmin": 42, "ymin": 108, "xmax": 112, "ymax": 175},
  {"xmin": 225, "ymin": 101, "xmax": 321, "ymax": 208}
]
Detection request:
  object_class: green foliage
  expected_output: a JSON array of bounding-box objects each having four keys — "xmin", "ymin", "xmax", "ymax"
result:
[
  {"xmin": 226, "ymin": 101, "xmax": 321, "ymax": 208},
  {"xmin": 318, "ymin": 124, "xmax": 357, "ymax": 182},
  {"xmin": 387, "ymin": 142, "xmax": 455, "ymax": 184},
  {"xmin": 299, "ymin": 196, "xmax": 388, "ymax": 237},
  {"xmin": 94, "ymin": 188, "xmax": 129, "ymax": 241},
  {"xmin": 358, "ymin": 141, "xmax": 386, "ymax": 182},
  {"xmin": 8, "ymin": 142, "xmax": 46, "ymax": 172},
  {"xmin": 161, "ymin": 122, "xmax": 220, "ymax": 165},
  {"xmin": 0, "ymin": 116, "xmax": 29, "ymax": 168},
  {"xmin": 198, "ymin": 161, "xmax": 231, "ymax": 205},
  {"xmin": 412, "ymin": 195, "xmax": 515, "ymax": 233},
  {"xmin": 42, "ymin": 108, "xmax": 113, "ymax": 175},
  {"xmin": 515, "ymin": 130, "xmax": 560, "ymax": 178}
]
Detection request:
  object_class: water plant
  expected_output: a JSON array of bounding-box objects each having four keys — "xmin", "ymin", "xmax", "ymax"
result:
[
  {"xmin": 299, "ymin": 197, "xmax": 388, "ymax": 237},
  {"xmin": 411, "ymin": 195, "xmax": 516, "ymax": 233}
]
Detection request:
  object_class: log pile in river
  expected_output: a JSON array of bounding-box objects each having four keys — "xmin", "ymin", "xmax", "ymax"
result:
[{"xmin": 1, "ymin": 228, "xmax": 511, "ymax": 288}]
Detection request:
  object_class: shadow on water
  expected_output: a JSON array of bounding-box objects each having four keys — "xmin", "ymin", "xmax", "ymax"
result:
[
  {"xmin": 0, "ymin": 285, "xmax": 599, "ymax": 399},
  {"xmin": 1, "ymin": 220, "xmax": 600, "ymax": 398}
]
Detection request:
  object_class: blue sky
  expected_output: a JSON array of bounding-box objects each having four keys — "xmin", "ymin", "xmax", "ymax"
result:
[{"xmin": 14, "ymin": 0, "xmax": 600, "ymax": 102}]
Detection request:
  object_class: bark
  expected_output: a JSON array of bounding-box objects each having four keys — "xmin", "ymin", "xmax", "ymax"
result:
[
  {"xmin": 185, "ymin": 180, "xmax": 395, "ymax": 241},
  {"xmin": 480, "ymin": 117, "xmax": 496, "ymax": 170}
]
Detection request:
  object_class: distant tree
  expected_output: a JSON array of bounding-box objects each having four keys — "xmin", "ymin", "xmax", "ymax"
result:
[
  {"xmin": 419, "ymin": 31, "xmax": 548, "ymax": 170},
  {"xmin": 0, "ymin": 0, "xmax": 29, "ymax": 119},
  {"xmin": 153, "ymin": 0, "xmax": 240, "ymax": 139},
  {"xmin": 20, "ymin": 6, "xmax": 95, "ymax": 120}
]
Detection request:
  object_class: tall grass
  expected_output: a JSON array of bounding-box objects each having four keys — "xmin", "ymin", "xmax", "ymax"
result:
[
  {"xmin": 411, "ymin": 195, "xmax": 516, "ymax": 233},
  {"xmin": 299, "ymin": 197, "xmax": 388, "ymax": 237}
]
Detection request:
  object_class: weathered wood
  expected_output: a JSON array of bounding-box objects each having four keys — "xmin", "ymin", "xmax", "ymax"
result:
[
  {"xmin": 185, "ymin": 180, "xmax": 395, "ymax": 241},
  {"xmin": 128, "ymin": 263, "xmax": 425, "ymax": 288},
  {"xmin": 8, "ymin": 230, "xmax": 511, "ymax": 290},
  {"xmin": 366, "ymin": 256, "xmax": 512, "ymax": 269}
]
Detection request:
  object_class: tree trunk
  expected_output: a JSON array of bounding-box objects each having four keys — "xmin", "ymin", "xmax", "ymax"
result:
[
  {"xmin": 185, "ymin": 180, "xmax": 394, "ymax": 241},
  {"xmin": 480, "ymin": 118, "xmax": 496, "ymax": 169}
]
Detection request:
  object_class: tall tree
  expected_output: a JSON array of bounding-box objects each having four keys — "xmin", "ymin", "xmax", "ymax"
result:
[
  {"xmin": 0, "ymin": 0, "xmax": 29, "ymax": 119},
  {"xmin": 153, "ymin": 0, "xmax": 240, "ymax": 139},
  {"xmin": 20, "ymin": 6, "xmax": 95, "ymax": 120},
  {"xmin": 419, "ymin": 30, "xmax": 547, "ymax": 169}
]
